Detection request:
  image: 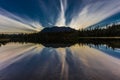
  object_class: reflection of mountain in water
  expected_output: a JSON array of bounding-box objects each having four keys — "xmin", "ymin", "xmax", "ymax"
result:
[
  {"xmin": 0, "ymin": 43, "xmax": 120, "ymax": 80},
  {"xmin": 0, "ymin": 39, "xmax": 120, "ymax": 48},
  {"xmin": 41, "ymin": 43, "xmax": 74, "ymax": 48}
]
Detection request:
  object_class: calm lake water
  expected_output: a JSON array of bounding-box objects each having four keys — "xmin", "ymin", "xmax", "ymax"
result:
[{"xmin": 0, "ymin": 42, "xmax": 120, "ymax": 80}]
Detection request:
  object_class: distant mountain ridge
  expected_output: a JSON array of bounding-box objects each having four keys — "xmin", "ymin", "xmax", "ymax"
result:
[{"xmin": 40, "ymin": 26, "xmax": 76, "ymax": 33}]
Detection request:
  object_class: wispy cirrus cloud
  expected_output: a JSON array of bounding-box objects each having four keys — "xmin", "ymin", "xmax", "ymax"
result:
[
  {"xmin": 68, "ymin": 0, "xmax": 120, "ymax": 29},
  {"xmin": 0, "ymin": 8, "xmax": 42, "ymax": 33},
  {"xmin": 0, "ymin": 0, "xmax": 120, "ymax": 33}
]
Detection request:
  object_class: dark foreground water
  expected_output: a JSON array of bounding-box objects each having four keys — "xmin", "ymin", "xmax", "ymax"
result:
[{"xmin": 0, "ymin": 42, "xmax": 120, "ymax": 80}]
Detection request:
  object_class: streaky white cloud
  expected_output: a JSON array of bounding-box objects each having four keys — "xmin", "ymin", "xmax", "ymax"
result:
[
  {"xmin": 68, "ymin": 0, "xmax": 120, "ymax": 29},
  {"xmin": 0, "ymin": 8, "xmax": 43, "ymax": 33},
  {"xmin": 55, "ymin": 0, "xmax": 67, "ymax": 27}
]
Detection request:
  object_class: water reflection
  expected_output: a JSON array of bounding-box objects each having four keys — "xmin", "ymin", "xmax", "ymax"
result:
[{"xmin": 0, "ymin": 42, "xmax": 120, "ymax": 80}]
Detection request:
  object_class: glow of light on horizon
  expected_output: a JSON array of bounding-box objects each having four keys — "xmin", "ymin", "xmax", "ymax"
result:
[
  {"xmin": 55, "ymin": 0, "xmax": 67, "ymax": 27},
  {"xmin": 68, "ymin": 0, "xmax": 120, "ymax": 29},
  {"xmin": 0, "ymin": 9, "xmax": 43, "ymax": 33}
]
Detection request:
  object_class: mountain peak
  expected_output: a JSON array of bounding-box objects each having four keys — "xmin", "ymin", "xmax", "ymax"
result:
[{"xmin": 40, "ymin": 26, "xmax": 76, "ymax": 33}]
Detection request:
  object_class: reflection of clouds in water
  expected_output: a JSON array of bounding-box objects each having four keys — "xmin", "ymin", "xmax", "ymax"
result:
[
  {"xmin": 0, "ymin": 43, "xmax": 120, "ymax": 80},
  {"xmin": 0, "ymin": 43, "xmax": 44, "ymax": 70},
  {"xmin": 69, "ymin": 44, "xmax": 120, "ymax": 79},
  {"xmin": 56, "ymin": 48, "xmax": 68, "ymax": 80}
]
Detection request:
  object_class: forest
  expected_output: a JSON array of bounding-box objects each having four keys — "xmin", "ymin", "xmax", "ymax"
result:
[{"xmin": 0, "ymin": 24, "xmax": 120, "ymax": 43}]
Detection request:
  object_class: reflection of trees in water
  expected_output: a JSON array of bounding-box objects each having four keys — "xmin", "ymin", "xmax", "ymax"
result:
[
  {"xmin": 0, "ymin": 39, "xmax": 119, "ymax": 49},
  {"xmin": 78, "ymin": 39, "xmax": 120, "ymax": 49},
  {"xmin": 0, "ymin": 41, "xmax": 9, "ymax": 47}
]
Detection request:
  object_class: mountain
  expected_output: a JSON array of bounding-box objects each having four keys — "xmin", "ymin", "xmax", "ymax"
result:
[{"xmin": 40, "ymin": 26, "xmax": 76, "ymax": 33}]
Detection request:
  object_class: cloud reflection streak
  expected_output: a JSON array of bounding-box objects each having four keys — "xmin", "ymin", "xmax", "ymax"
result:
[{"xmin": 0, "ymin": 43, "xmax": 120, "ymax": 80}]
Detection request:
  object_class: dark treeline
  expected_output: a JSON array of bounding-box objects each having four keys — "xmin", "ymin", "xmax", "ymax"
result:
[
  {"xmin": 79, "ymin": 24, "xmax": 120, "ymax": 37},
  {"xmin": 0, "ymin": 24, "xmax": 120, "ymax": 43}
]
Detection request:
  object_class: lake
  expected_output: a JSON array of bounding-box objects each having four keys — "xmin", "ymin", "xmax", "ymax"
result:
[{"xmin": 0, "ymin": 41, "xmax": 120, "ymax": 80}]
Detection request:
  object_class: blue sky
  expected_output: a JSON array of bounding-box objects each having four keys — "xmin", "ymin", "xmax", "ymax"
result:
[{"xmin": 0, "ymin": 0, "xmax": 120, "ymax": 33}]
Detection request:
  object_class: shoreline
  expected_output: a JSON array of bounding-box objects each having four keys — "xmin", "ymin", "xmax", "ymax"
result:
[{"xmin": 78, "ymin": 37, "xmax": 120, "ymax": 39}]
